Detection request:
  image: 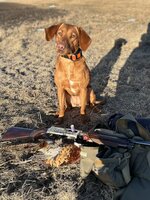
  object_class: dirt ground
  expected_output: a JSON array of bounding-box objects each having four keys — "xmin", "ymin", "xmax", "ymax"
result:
[{"xmin": 0, "ymin": 0, "xmax": 150, "ymax": 199}]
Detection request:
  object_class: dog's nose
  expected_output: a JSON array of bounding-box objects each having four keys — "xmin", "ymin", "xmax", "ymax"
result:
[{"xmin": 57, "ymin": 44, "xmax": 65, "ymax": 51}]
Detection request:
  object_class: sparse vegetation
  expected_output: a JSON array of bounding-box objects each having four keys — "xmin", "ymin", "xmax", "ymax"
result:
[{"xmin": 1, "ymin": 0, "xmax": 150, "ymax": 199}]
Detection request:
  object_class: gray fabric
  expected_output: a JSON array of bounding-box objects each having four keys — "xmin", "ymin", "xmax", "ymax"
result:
[
  {"xmin": 114, "ymin": 115, "xmax": 150, "ymax": 200},
  {"xmin": 116, "ymin": 114, "xmax": 150, "ymax": 140},
  {"xmin": 80, "ymin": 114, "xmax": 150, "ymax": 200},
  {"xmin": 114, "ymin": 177, "xmax": 150, "ymax": 200},
  {"xmin": 93, "ymin": 151, "xmax": 131, "ymax": 188}
]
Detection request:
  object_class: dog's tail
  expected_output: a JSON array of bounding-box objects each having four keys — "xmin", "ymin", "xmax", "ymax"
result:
[
  {"xmin": 90, "ymin": 92, "xmax": 108, "ymax": 106},
  {"xmin": 95, "ymin": 94, "xmax": 108, "ymax": 105}
]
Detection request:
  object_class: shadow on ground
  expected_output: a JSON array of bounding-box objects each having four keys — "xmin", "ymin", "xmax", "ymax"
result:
[
  {"xmin": 111, "ymin": 22, "xmax": 150, "ymax": 115},
  {"xmin": 0, "ymin": 2, "xmax": 67, "ymax": 28},
  {"xmin": 91, "ymin": 38, "xmax": 127, "ymax": 96},
  {"xmin": 90, "ymin": 22, "xmax": 150, "ymax": 116}
]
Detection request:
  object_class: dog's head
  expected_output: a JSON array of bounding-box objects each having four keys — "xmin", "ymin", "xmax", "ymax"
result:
[{"xmin": 45, "ymin": 23, "xmax": 91, "ymax": 55}]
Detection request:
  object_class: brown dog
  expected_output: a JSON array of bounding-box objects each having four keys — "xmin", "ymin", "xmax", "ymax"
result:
[{"xmin": 45, "ymin": 23, "xmax": 97, "ymax": 124}]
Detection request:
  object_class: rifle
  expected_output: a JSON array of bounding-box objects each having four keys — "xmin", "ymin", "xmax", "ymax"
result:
[{"xmin": 1, "ymin": 125, "xmax": 150, "ymax": 149}]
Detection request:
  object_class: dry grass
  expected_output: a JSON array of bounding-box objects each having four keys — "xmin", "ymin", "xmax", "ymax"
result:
[{"xmin": 1, "ymin": 0, "xmax": 150, "ymax": 199}]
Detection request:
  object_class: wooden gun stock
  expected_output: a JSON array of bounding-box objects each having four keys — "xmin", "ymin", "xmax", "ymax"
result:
[{"xmin": 0, "ymin": 127, "xmax": 46, "ymax": 142}]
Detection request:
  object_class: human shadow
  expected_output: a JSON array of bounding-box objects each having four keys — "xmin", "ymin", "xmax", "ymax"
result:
[
  {"xmin": 0, "ymin": 2, "xmax": 67, "ymax": 28},
  {"xmin": 112, "ymin": 23, "xmax": 150, "ymax": 115},
  {"xmin": 91, "ymin": 38, "xmax": 127, "ymax": 96}
]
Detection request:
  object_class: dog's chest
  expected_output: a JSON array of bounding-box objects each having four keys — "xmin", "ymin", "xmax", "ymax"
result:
[
  {"xmin": 56, "ymin": 57, "xmax": 87, "ymax": 95},
  {"xmin": 64, "ymin": 62, "xmax": 80, "ymax": 94},
  {"xmin": 65, "ymin": 62, "xmax": 76, "ymax": 79}
]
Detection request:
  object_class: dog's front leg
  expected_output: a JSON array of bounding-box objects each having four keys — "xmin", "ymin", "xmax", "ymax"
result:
[
  {"xmin": 56, "ymin": 87, "xmax": 66, "ymax": 124},
  {"xmin": 80, "ymin": 88, "xmax": 87, "ymax": 115}
]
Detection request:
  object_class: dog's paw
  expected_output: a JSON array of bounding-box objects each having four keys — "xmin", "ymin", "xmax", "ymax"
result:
[
  {"xmin": 55, "ymin": 111, "xmax": 59, "ymax": 117},
  {"xmin": 54, "ymin": 117, "xmax": 64, "ymax": 125}
]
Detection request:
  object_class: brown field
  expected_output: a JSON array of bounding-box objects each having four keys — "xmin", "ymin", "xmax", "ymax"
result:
[{"xmin": 0, "ymin": 0, "xmax": 150, "ymax": 199}]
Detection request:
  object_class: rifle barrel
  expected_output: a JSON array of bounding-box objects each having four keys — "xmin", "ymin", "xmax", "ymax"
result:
[
  {"xmin": 131, "ymin": 139, "xmax": 150, "ymax": 146},
  {"xmin": 89, "ymin": 129, "xmax": 150, "ymax": 148}
]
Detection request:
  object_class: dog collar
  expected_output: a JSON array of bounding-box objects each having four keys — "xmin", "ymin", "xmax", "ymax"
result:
[{"xmin": 62, "ymin": 48, "xmax": 82, "ymax": 61}]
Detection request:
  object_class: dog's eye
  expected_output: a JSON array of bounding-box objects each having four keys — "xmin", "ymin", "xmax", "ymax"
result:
[
  {"xmin": 71, "ymin": 33, "xmax": 76, "ymax": 39},
  {"xmin": 57, "ymin": 31, "xmax": 62, "ymax": 36}
]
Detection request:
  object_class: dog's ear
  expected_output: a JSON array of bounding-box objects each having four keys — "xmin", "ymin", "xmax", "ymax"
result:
[
  {"xmin": 45, "ymin": 24, "xmax": 62, "ymax": 41},
  {"xmin": 78, "ymin": 27, "xmax": 91, "ymax": 51}
]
